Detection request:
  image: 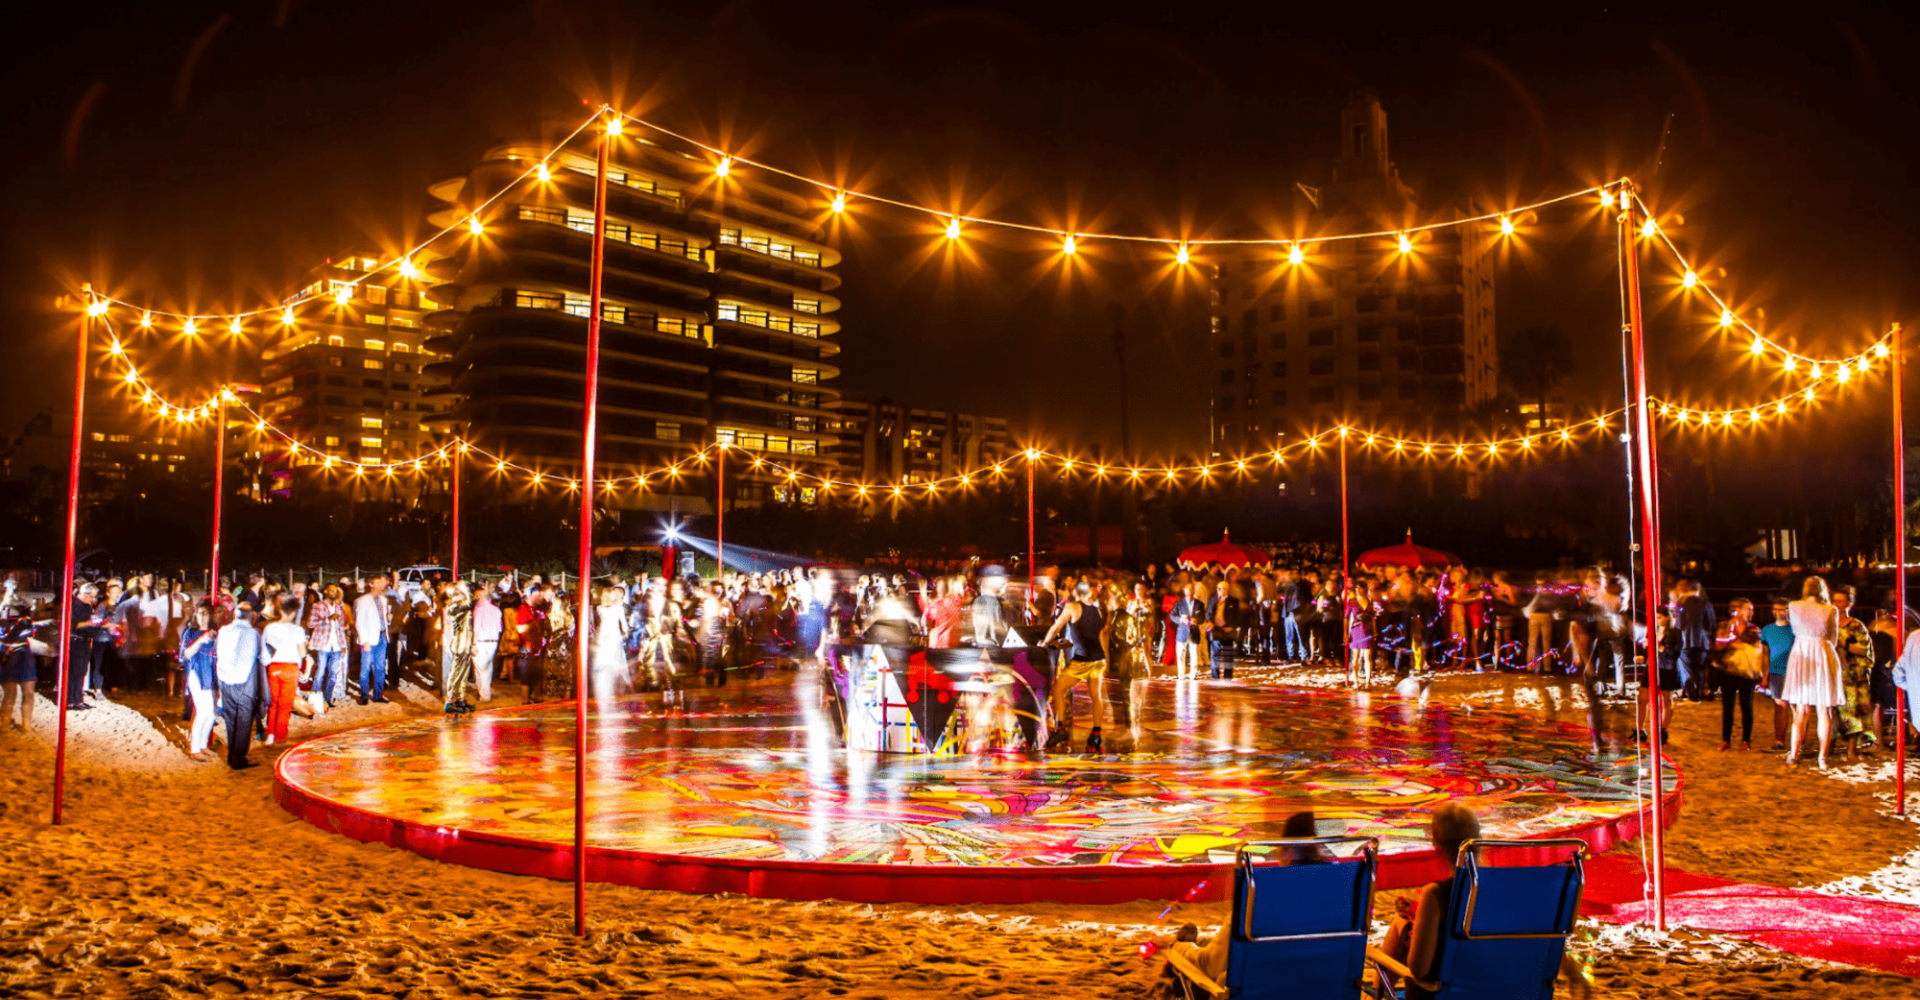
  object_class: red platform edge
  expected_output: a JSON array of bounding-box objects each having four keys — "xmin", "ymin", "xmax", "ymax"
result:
[{"xmin": 273, "ymin": 724, "xmax": 1684, "ymax": 906}]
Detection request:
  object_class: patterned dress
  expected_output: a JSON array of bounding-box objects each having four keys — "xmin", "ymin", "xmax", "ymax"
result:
[{"xmin": 1835, "ymin": 614, "xmax": 1875, "ymax": 739}]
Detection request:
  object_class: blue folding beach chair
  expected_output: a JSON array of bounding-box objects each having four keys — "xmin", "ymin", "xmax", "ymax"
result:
[
  {"xmin": 1166, "ymin": 837, "xmax": 1379, "ymax": 1000},
  {"xmin": 1367, "ymin": 839, "xmax": 1586, "ymax": 1000}
]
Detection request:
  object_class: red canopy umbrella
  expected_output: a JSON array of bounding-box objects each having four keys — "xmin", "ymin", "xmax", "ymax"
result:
[
  {"xmin": 1355, "ymin": 529, "xmax": 1459, "ymax": 570},
  {"xmin": 1177, "ymin": 530, "xmax": 1273, "ymax": 569}
]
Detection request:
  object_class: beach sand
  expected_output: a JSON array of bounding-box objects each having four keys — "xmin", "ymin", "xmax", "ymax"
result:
[{"xmin": 2, "ymin": 667, "xmax": 1914, "ymax": 999}]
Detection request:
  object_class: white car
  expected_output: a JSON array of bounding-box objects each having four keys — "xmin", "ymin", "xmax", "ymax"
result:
[{"xmin": 392, "ymin": 564, "xmax": 452, "ymax": 604}]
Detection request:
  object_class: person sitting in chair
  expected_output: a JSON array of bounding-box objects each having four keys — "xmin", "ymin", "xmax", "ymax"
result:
[
  {"xmin": 1378, "ymin": 803, "xmax": 1482, "ymax": 998},
  {"xmin": 1165, "ymin": 812, "xmax": 1328, "ymax": 987}
]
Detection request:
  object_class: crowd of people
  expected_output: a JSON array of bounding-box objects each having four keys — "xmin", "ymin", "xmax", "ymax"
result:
[{"xmin": 4, "ymin": 555, "xmax": 1920, "ymax": 773}]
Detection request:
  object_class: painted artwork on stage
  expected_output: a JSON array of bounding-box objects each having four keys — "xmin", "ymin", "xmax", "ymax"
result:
[{"xmin": 278, "ymin": 681, "xmax": 1677, "ymax": 873}]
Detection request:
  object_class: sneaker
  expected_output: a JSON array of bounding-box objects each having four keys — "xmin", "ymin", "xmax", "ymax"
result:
[
  {"xmin": 1740, "ymin": 741, "xmax": 1751, "ymax": 751},
  {"xmin": 1717, "ymin": 741, "xmax": 1730, "ymax": 751}
]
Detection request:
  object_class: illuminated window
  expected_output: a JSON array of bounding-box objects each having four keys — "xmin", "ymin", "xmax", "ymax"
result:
[
  {"xmin": 418, "ymin": 294, "xmax": 438, "ymax": 310},
  {"xmin": 366, "ymin": 314, "xmax": 387, "ymax": 325},
  {"xmin": 391, "ymin": 342, "xmax": 411, "ymax": 352},
  {"xmin": 327, "ymin": 335, "xmax": 344, "ymax": 346},
  {"xmin": 792, "ymin": 299, "xmax": 821, "ymax": 314},
  {"xmin": 363, "ymin": 359, "xmax": 382, "ymax": 370},
  {"xmin": 792, "ymin": 439, "xmax": 817, "ymax": 456},
  {"xmin": 323, "ymin": 436, "xmax": 341, "ymax": 446},
  {"xmin": 361, "ymin": 417, "xmax": 383, "ymax": 429},
  {"xmin": 90, "ymin": 432, "xmax": 104, "ymax": 442},
  {"xmin": 514, "ymin": 290, "xmax": 564, "ymax": 311},
  {"xmin": 791, "ymin": 369, "xmax": 818, "ymax": 385},
  {"xmin": 388, "ymin": 315, "xmax": 417, "ymax": 329},
  {"xmin": 361, "ymin": 437, "xmax": 383, "ymax": 449},
  {"xmin": 656, "ymin": 422, "xmax": 681, "ymax": 441},
  {"xmin": 364, "ymin": 340, "xmax": 385, "ymax": 352}
]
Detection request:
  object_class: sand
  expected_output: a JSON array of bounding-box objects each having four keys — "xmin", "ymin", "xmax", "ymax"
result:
[{"xmin": 1, "ymin": 667, "xmax": 1915, "ymax": 999}]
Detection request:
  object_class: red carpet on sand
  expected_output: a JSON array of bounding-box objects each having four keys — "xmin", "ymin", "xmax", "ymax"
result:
[{"xmin": 1583, "ymin": 855, "xmax": 1920, "ymax": 978}]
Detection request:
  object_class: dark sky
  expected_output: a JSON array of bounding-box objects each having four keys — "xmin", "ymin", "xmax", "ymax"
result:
[{"xmin": 7, "ymin": 2, "xmax": 1916, "ymax": 462}]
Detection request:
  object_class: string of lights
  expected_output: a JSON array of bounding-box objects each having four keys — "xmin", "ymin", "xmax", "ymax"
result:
[
  {"xmin": 100, "ymin": 298, "xmax": 1888, "ymax": 499},
  {"xmin": 1627, "ymin": 191, "xmax": 1891, "ymax": 370}
]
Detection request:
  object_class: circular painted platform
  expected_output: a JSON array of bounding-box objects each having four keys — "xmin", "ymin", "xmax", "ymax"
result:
[{"xmin": 274, "ymin": 680, "xmax": 1680, "ymax": 904}]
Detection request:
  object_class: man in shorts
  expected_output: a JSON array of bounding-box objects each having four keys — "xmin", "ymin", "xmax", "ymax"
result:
[{"xmin": 1042, "ymin": 580, "xmax": 1109, "ymax": 753}]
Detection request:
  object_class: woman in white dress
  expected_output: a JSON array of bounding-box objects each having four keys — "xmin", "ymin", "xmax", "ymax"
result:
[
  {"xmin": 1779, "ymin": 576, "xmax": 1847, "ymax": 768},
  {"xmin": 590, "ymin": 585, "xmax": 631, "ymax": 708}
]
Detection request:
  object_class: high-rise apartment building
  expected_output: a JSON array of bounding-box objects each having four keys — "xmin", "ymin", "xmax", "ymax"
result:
[
  {"xmin": 825, "ymin": 395, "xmax": 1012, "ymax": 488},
  {"xmin": 1209, "ymin": 93, "xmax": 1495, "ymax": 455},
  {"xmin": 258, "ymin": 254, "xmax": 452, "ymax": 495},
  {"xmin": 421, "ymin": 124, "xmax": 844, "ymax": 506}
]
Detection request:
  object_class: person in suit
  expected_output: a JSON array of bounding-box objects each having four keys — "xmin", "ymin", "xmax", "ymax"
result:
[
  {"xmin": 1169, "ymin": 583, "xmax": 1204, "ymax": 679},
  {"xmin": 214, "ymin": 604, "xmax": 268, "ymax": 770}
]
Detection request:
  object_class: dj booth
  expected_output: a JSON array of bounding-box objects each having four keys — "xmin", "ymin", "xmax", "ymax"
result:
[{"xmin": 822, "ymin": 627, "xmax": 1055, "ymax": 754}]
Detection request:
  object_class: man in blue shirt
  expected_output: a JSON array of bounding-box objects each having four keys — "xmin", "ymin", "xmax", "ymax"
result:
[{"xmin": 1758, "ymin": 597, "xmax": 1794, "ymax": 752}]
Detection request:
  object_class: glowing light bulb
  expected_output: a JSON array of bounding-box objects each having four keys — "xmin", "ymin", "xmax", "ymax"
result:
[
  {"xmin": 1062, "ymin": 234, "xmax": 1077, "ymax": 256},
  {"xmin": 323, "ymin": 456, "xmax": 335, "ymax": 469},
  {"xmin": 1454, "ymin": 445, "xmax": 1467, "ymax": 457},
  {"xmin": 468, "ymin": 216, "xmax": 484, "ymax": 236},
  {"xmin": 531, "ymin": 473, "xmax": 543, "ymax": 485},
  {"xmin": 1397, "ymin": 233, "xmax": 1413, "ymax": 254},
  {"xmin": 1599, "ymin": 189, "xmax": 1615, "ymax": 208},
  {"xmin": 537, "ymin": 161, "xmax": 551, "ymax": 182},
  {"xmin": 1721, "ymin": 412, "xmax": 1734, "ymax": 426},
  {"xmin": 1499, "ymin": 216, "xmax": 1514, "ymax": 235},
  {"xmin": 715, "ymin": 156, "xmax": 731, "ymax": 178},
  {"xmin": 1720, "ymin": 309, "xmax": 1734, "ymax": 328},
  {"xmin": 1025, "ymin": 448, "xmax": 1040, "ymax": 461},
  {"xmin": 1560, "ymin": 429, "xmax": 1572, "ymax": 442},
  {"xmin": 1875, "ymin": 342, "xmax": 1891, "ymax": 359},
  {"xmin": 335, "ymin": 286, "xmax": 352, "ymax": 305},
  {"xmin": 1838, "ymin": 366, "xmax": 1852, "ymax": 384},
  {"xmin": 85, "ymin": 300, "xmax": 109, "ymax": 317},
  {"xmin": 1520, "ymin": 437, "xmax": 1532, "ymax": 450},
  {"xmin": 1175, "ymin": 243, "xmax": 1190, "ymax": 265},
  {"xmin": 1784, "ymin": 356, "xmax": 1798, "ymax": 372},
  {"xmin": 605, "ymin": 116, "xmax": 622, "ymax": 136},
  {"xmin": 496, "ymin": 461, "xmax": 508, "ymax": 472},
  {"xmin": 122, "ymin": 370, "xmax": 136, "ymax": 384},
  {"xmin": 1749, "ymin": 338, "xmax": 1765, "ymax": 356},
  {"xmin": 1682, "ymin": 270, "xmax": 1698, "ymax": 289},
  {"xmin": 831, "ymin": 190, "xmax": 846, "ymax": 213},
  {"xmin": 399, "ymin": 259, "xmax": 419, "ymax": 280},
  {"xmin": 1804, "ymin": 387, "xmax": 1816, "ymax": 402},
  {"xmin": 945, "ymin": 218, "xmax": 962, "ymax": 240},
  {"xmin": 139, "ymin": 311, "xmax": 152, "ymax": 328},
  {"xmin": 1749, "ymin": 408, "xmax": 1761, "ymax": 422},
  {"xmin": 1640, "ymin": 218, "xmax": 1657, "ymax": 238},
  {"xmin": 228, "ymin": 317, "xmax": 243, "ymax": 335},
  {"xmin": 107, "ymin": 341, "xmax": 122, "ymax": 356},
  {"xmin": 183, "ymin": 318, "xmax": 199, "ymax": 336},
  {"xmin": 1777, "ymin": 401, "xmax": 1788, "ymax": 414},
  {"xmin": 1288, "ymin": 244, "xmax": 1304, "ymax": 266},
  {"xmin": 281, "ymin": 307, "xmax": 296, "ymax": 326},
  {"xmin": 1810, "ymin": 363, "xmax": 1822, "ymax": 380}
]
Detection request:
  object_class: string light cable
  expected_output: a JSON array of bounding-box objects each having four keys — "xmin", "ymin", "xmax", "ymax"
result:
[{"xmin": 1628, "ymin": 191, "xmax": 1891, "ymax": 370}]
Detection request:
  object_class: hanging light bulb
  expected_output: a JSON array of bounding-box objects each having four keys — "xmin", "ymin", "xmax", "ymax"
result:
[
  {"xmin": 1749, "ymin": 408, "xmax": 1761, "ymax": 423},
  {"xmin": 715, "ymin": 156, "xmax": 732, "ymax": 178},
  {"xmin": 831, "ymin": 190, "xmax": 847, "ymax": 213},
  {"xmin": 1838, "ymin": 366, "xmax": 1853, "ymax": 384},
  {"xmin": 537, "ymin": 161, "xmax": 551, "ymax": 182},
  {"xmin": 945, "ymin": 218, "xmax": 962, "ymax": 240},
  {"xmin": 335, "ymin": 286, "xmax": 352, "ymax": 305},
  {"xmin": 122, "ymin": 369, "xmax": 137, "ymax": 384},
  {"xmin": 399, "ymin": 259, "xmax": 419, "ymax": 280},
  {"xmin": 1397, "ymin": 233, "xmax": 1413, "ymax": 254},
  {"xmin": 281, "ymin": 307, "xmax": 296, "ymax": 326},
  {"xmin": 1062, "ymin": 234, "xmax": 1077, "ymax": 256},
  {"xmin": 85, "ymin": 299, "xmax": 109, "ymax": 317},
  {"xmin": 1499, "ymin": 215, "xmax": 1515, "ymax": 235},
  {"xmin": 1175, "ymin": 242, "xmax": 1190, "ymax": 265},
  {"xmin": 605, "ymin": 116, "xmax": 623, "ymax": 136},
  {"xmin": 1682, "ymin": 270, "xmax": 1698, "ymax": 289},
  {"xmin": 228, "ymin": 317, "xmax": 243, "ymax": 335},
  {"xmin": 1804, "ymin": 387, "xmax": 1816, "ymax": 401},
  {"xmin": 1810, "ymin": 363, "xmax": 1822, "ymax": 380},
  {"xmin": 1288, "ymin": 244, "xmax": 1304, "ymax": 266},
  {"xmin": 1720, "ymin": 412, "xmax": 1734, "ymax": 426},
  {"xmin": 1748, "ymin": 338, "xmax": 1765, "ymax": 355},
  {"xmin": 468, "ymin": 216, "xmax": 484, "ymax": 235},
  {"xmin": 1783, "ymin": 356, "xmax": 1798, "ymax": 372},
  {"xmin": 1599, "ymin": 188, "xmax": 1615, "ymax": 208},
  {"xmin": 1875, "ymin": 342, "xmax": 1892, "ymax": 359},
  {"xmin": 1720, "ymin": 309, "xmax": 1734, "ymax": 328},
  {"xmin": 139, "ymin": 311, "xmax": 153, "ymax": 328},
  {"xmin": 1777, "ymin": 400, "xmax": 1789, "ymax": 414},
  {"xmin": 107, "ymin": 341, "xmax": 122, "ymax": 356},
  {"xmin": 1640, "ymin": 218, "xmax": 1657, "ymax": 238},
  {"xmin": 183, "ymin": 317, "xmax": 199, "ymax": 336}
]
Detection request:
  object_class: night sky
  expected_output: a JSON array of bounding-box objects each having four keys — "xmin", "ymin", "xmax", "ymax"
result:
[{"xmin": 7, "ymin": 2, "xmax": 1917, "ymax": 462}]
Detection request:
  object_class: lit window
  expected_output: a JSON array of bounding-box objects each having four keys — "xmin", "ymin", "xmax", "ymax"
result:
[
  {"xmin": 323, "ymin": 436, "xmax": 341, "ymax": 446},
  {"xmin": 361, "ymin": 417, "xmax": 383, "ymax": 429},
  {"xmin": 364, "ymin": 340, "xmax": 385, "ymax": 352},
  {"xmin": 327, "ymin": 335, "xmax": 344, "ymax": 346},
  {"xmin": 363, "ymin": 359, "xmax": 382, "ymax": 370},
  {"xmin": 791, "ymin": 369, "xmax": 819, "ymax": 384},
  {"xmin": 656, "ymin": 422, "xmax": 681, "ymax": 442},
  {"xmin": 361, "ymin": 437, "xmax": 383, "ymax": 449},
  {"xmin": 366, "ymin": 314, "xmax": 387, "ymax": 325},
  {"xmin": 391, "ymin": 342, "xmax": 412, "ymax": 353}
]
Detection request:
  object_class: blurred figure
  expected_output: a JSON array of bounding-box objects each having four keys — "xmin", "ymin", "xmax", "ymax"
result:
[{"xmin": 442, "ymin": 581, "xmax": 476, "ymax": 715}]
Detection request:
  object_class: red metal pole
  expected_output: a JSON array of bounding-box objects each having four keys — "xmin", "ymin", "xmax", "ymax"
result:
[
  {"xmin": 1339, "ymin": 431, "xmax": 1350, "ymax": 579},
  {"xmin": 1621, "ymin": 184, "xmax": 1667, "ymax": 931},
  {"xmin": 211, "ymin": 394, "xmax": 226, "ymax": 606},
  {"xmin": 715, "ymin": 444, "xmax": 725, "ymax": 576},
  {"xmin": 52, "ymin": 298, "xmax": 91, "ymax": 825},
  {"xmin": 449, "ymin": 443, "xmax": 462, "ymax": 581},
  {"xmin": 1894, "ymin": 323, "xmax": 1907, "ymax": 817},
  {"xmin": 1027, "ymin": 456, "xmax": 1036, "ymax": 615},
  {"xmin": 573, "ymin": 114, "xmax": 612, "ymax": 937}
]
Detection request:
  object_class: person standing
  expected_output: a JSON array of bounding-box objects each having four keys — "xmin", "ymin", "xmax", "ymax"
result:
[
  {"xmin": 1042, "ymin": 580, "xmax": 1109, "ymax": 753},
  {"xmin": 352, "ymin": 574, "xmax": 392, "ymax": 705},
  {"xmin": 590, "ymin": 584, "xmax": 629, "ymax": 708},
  {"xmin": 441, "ymin": 581, "xmax": 477, "ymax": 715},
  {"xmin": 215, "ymin": 605, "xmax": 267, "ymax": 769},
  {"xmin": 1780, "ymin": 577, "xmax": 1847, "ymax": 769},
  {"xmin": 1759, "ymin": 597, "xmax": 1795, "ymax": 750},
  {"xmin": 968, "ymin": 566, "xmax": 1014, "ymax": 648},
  {"xmin": 179, "ymin": 604, "xmax": 219, "ymax": 761},
  {"xmin": 516, "ymin": 585, "xmax": 550, "ymax": 702},
  {"xmin": 67, "ymin": 582, "xmax": 108, "ymax": 709},
  {"xmin": 259, "ymin": 595, "xmax": 310, "ymax": 746},
  {"xmin": 1169, "ymin": 583, "xmax": 1203, "ymax": 679},
  {"xmin": 0, "ymin": 581, "xmax": 43, "ymax": 731},
  {"xmin": 306, "ymin": 584, "xmax": 351, "ymax": 714},
  {"xmin": 1673, "ymin": 579, "xmax": 1717, "ymax": 702},
  {"xmin": 1714, "ymin": 597, "xmax": 1765, "ymax": 751},
  {"xmin": 1831, "ymin": 585, "xmax": 1876, "ymax": 759},
  {"xmin": 472, "ymin": 586, "xmax": 503, "ymax": 704},
  {"xmin": 540, "ymin": 591, "xmax": 576, "ymax": 702},
  {"xmin": 1208, "ymin": 581, "xmax": 1244, "ymax": 681}
]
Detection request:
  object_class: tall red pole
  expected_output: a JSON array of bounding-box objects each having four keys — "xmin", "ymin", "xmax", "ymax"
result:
[
  {"xmin": 573, "ymin": 113, "xmax": 613, "ymax": 937},
  {"xmin": 1894, "ymin": 323, "xmax": 1907, "ymax": 817},
  {"xmin": 1339, "ymin": 431, "xmax": 1350, "ymax": 579},
  {"xmin": 449, "ymin": 443, "xmax": 462, "ymax": 581},
  {"xmin": 1621, "ymin": 184, "xmax": 1667, "ymax": 931},
  {"xmin": 1027, "ymin": 454, "xmax": 1036, "ymax": 614},
  {"xmin": 715, "ymin": 444, "xmax": 725, "ymax": 576},
  {"xmin": 52, "ymin": 296, "xmax": 92, "ymax": 825},
  {"xmin": 210, "ymin": 392, "xmax": 227, "ymax": 605}
]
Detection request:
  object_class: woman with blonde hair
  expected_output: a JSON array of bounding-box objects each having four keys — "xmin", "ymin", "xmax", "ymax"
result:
[{"xmin": 1780, "ymin": 576, "xmax": 1847, "ymax": 768}]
